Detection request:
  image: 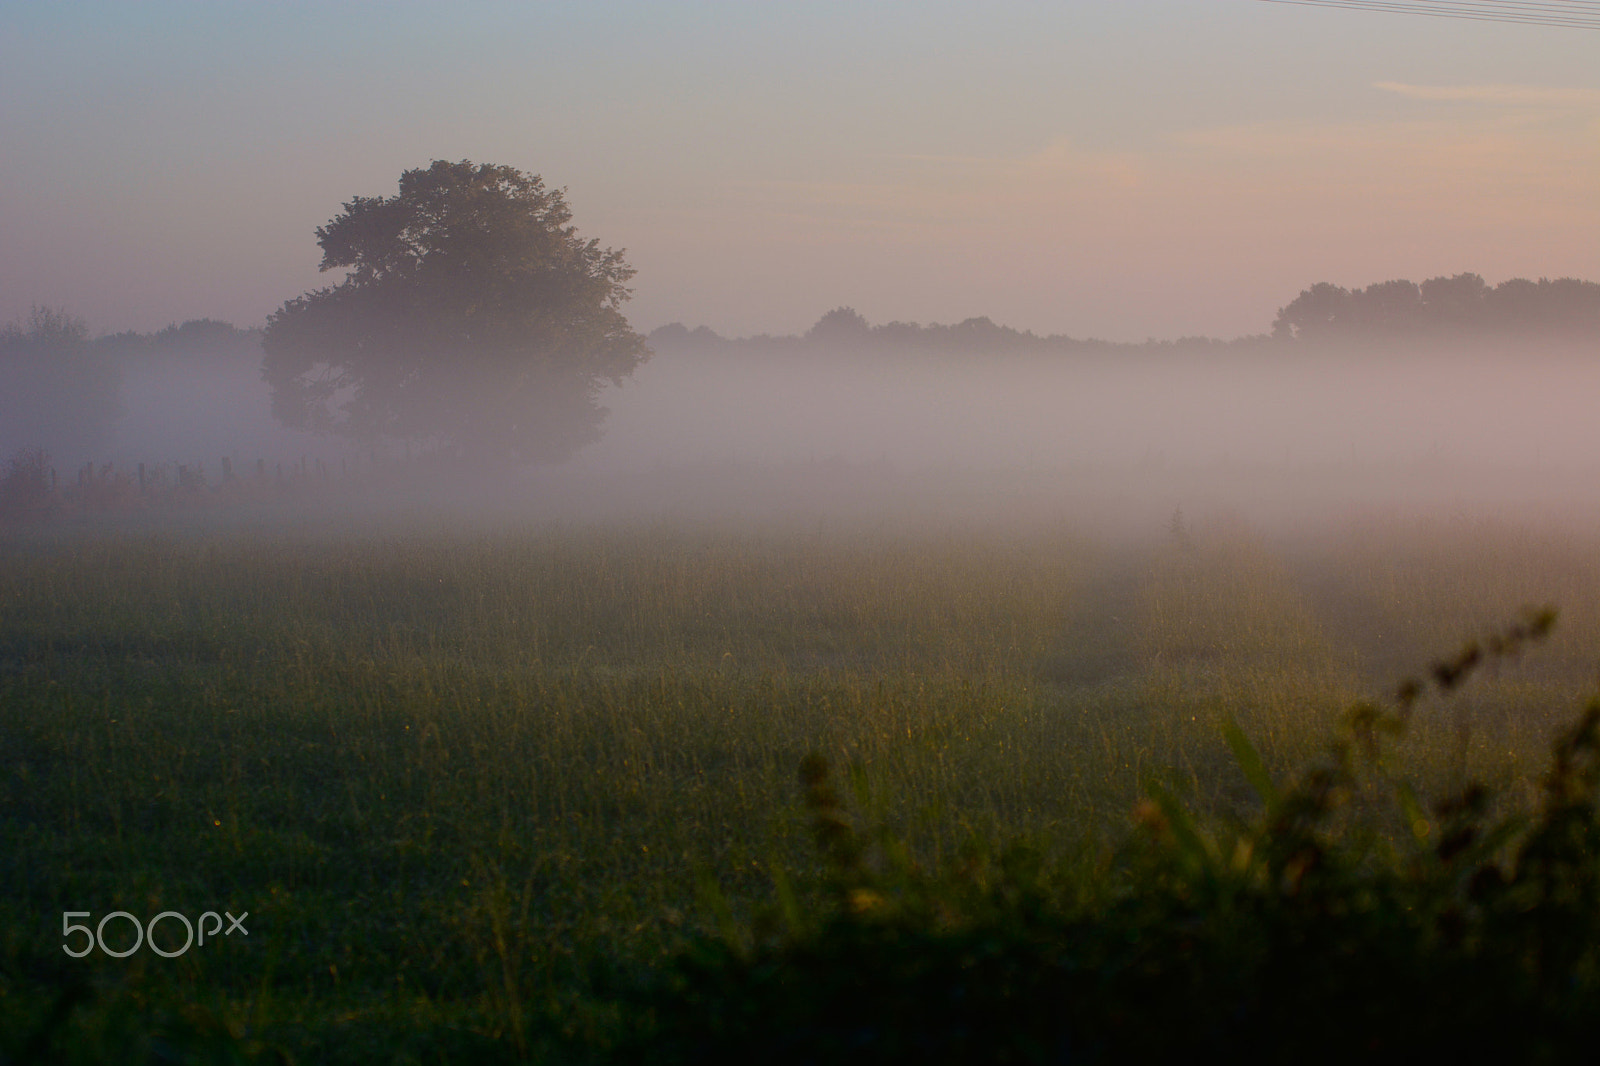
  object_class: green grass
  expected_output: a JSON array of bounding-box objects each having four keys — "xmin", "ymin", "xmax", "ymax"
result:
[{"xmin": 1, "ymin": 515, "xmax": 1597, "ymax": 1060}]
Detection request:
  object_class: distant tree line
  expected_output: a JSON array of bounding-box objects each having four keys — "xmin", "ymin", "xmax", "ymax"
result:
[
  {"xmin": 653, "ymin": 273, "xmax": 1600, "ymax": 357},
  {"xmin": 1271, "ymin": 273, "xmax": 1600, "ymax": 341},
  {"xmin": 95, "ymin": 317, "xmax": 263, "ymax": 362},
  {"xmin": 649, "ymin": 306, "xmax": 1243, "ymax": 357},
  {"xmin": 0, "ymin": 308, "xmax": 260, "ymax": 460}
]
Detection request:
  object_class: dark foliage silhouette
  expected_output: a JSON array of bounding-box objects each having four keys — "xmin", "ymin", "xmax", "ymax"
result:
[
  {"xmin": 631, "ymin": 610, "xmax": 1600, "ymax": 1064},
  {"xmin": 262, "ymin": 160, "xmax": 648, "ymax": 463}
]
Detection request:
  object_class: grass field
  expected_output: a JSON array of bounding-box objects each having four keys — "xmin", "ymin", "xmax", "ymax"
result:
[{"xmin": 3, "ymin": 507, "xmax": 1599, "ymax": 1061}]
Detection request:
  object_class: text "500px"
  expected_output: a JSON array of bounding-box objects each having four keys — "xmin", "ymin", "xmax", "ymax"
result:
[{"xmin": 63, "ymin": 910, "xmax": 248, "ymax": 958}]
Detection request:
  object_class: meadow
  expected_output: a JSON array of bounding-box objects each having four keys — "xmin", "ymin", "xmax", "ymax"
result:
[{"xmin": 4, "ymin": 503, "xmax": 1600, "ymax": 1061}]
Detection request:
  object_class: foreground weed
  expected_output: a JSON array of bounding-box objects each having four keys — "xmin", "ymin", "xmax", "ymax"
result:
[{"xmin": 633, "ymin": 608, "xmax": 1600, "ymax": 1064}]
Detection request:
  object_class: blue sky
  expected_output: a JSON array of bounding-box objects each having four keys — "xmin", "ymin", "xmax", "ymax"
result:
[{"xmin": 2, "ymin": 1, "xmax": 1597, "ymax": 340}]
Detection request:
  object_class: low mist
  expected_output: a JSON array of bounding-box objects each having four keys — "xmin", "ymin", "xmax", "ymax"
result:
[
  {"xmin": 111, "ymin": 336, "xmax": 353, "ymax": 472},
  {"xmin": 536, "ymin": 331, "xmax": 1600, "ymax": 534},
  {"xmin": 9, "ymin": 315, "xmax": 1600, "ymax": 540},
  {"xmin": 592, "ymin": 338, "xmax": 1596, "ymax": 471}
]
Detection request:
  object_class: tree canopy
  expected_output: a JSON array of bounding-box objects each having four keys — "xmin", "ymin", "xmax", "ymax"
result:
[{"xmin": 262, "ymin": 160, "xmax": 648, "ymax": 462}]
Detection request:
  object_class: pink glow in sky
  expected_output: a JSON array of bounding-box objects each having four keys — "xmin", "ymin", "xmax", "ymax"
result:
[{"xmin": 2, "ymin": 2, "xmax": 1596, "ymax": 341}]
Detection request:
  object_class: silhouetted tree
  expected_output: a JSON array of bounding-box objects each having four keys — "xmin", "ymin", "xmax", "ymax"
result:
[
  {"xmin": 647, "ymin": 323, "xmax": 727, "ymax": 350},
  {"xmin": 150, "ymin": 318, "xmax": 261, "ymax": 357},
  {"xmin": 1349, "ymin": 278, "xmax": 1422, "ymax": 333},
  {"xmin": 0, "ymin": 305, "xmax": 121, "ymax": 459},
  {"xmin": 1274, "ymin": 274, "xmax": 1600, "ymax": 342},
  {"xmin": 1271, "ymin": 282, "xmax": 1352, "ymax": 340},
  {"xmin": 806, "ymin": 307, "xmax": 872, "ymax": 345},
  {"xmin": 262, "ymin": 160, "xmax": 648, "ymax": 462},
  {"xmin": 1420, "ymin": 272, "xmax": 1489, "ymax": 328},
  {"xmin": 803, "ymin": 310, "xmax": 1069, "ymax": 354},
  {"xmin": 936, "ymin": 315, "xmax": 1030, "ymax": 350},
  {"xmin": 95, "ymin": 319, "xmax": 263, "ymax": 371},
  {"xmin": 1497, "ymin": 277, "xmax": 1600, "ymax": 332}
]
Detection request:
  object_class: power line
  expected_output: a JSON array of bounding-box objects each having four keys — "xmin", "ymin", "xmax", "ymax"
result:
[
  {"xmin": 1255, "ymin": 0, "xmax": 1600, "ymax": 29},
  {"xmin": 1253, "ymin": 1, "xmax": 1600, "ymax": 29},
  {"xmin": 1254, "ymin": 0, "xmax": 1600, "ymax": 29},
  {"xmin": 1256, "ymin": 0, "xmax": 1600, "ymax": 21}
]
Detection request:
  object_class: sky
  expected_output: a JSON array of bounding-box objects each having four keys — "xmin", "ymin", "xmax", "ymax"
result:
[{"xmin": 2, "ymin": 1, "xmax": 1597, "ymax": 342}]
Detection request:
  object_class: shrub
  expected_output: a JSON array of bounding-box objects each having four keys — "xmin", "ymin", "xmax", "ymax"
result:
[{"xmin": 631, "ymin": 609, "xmax": 1600, "ymax": 1063}]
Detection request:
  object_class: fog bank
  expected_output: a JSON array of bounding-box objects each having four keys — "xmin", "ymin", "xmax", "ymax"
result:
[{"xmin": 507, "ymin": 336, "xmax": 1600, "ymax": 534}]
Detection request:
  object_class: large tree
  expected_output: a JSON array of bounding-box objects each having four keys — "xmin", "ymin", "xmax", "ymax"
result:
[{"xmin": 262, "ymin": 160, "xmax": 648, "ymax": 462}]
